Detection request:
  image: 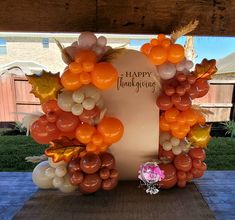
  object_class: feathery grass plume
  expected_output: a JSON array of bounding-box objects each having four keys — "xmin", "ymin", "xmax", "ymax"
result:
[
  {"xmin": 25, "ymin": 154, "xmax": 47, "ymax": 163},
  {"xmin": 171, "ymin": 20, "xmax": 199, "ymax": 43},
  {"xmin": 192, "ymin": 104, "xmax": 214, "ymax": 116},
  {"xmin": 54, "ymin": 38, "xmax": 73, "ymax": 64},
  {"xmin": 100, "ymin": 47, "xmax": 126, "ymax": 62}
]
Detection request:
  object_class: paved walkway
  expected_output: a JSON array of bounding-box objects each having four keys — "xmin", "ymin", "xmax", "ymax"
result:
[{"xmin": 0, "ymin": 171, "xmax": 234, "ymax": 220}]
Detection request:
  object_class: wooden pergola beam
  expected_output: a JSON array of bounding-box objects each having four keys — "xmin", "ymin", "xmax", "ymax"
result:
[{"xmin": 0, "ymin": 0, "xmax": 234, "ymax": 36}]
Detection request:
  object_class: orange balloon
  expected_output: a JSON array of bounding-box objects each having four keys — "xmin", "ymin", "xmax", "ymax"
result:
[
  {"xmin": 82, "ymin": 61, "xmax": 95, "ymax": 72},
  {"xmin": 79, "ymin": 72, "xmax": 92, "ymax": 85},
  {"xmin": 197, "ymin": 113, "xmax": 206, "ymax": 125},
  {"xmin": 167, "ymin": 44, "xmax": 185, "ymax": 63},
  {"xmin": 150, "ymin": 38, "xmax": 158, "ymax": 46},
  {"xmin": 189, "ymin": 148, "xmax": 206, "ymax": 161},
  {"xmin": 174, "ymin": 153, "xmax": 192, "ymax": 172},
  {"xmin": 176, "ymin": 113, "xmax": 186, "ymax": 125},
  {"xmin": 177, "ymin": 171, "xmax": 187, "ymax": 181},
  {"xmin": 170, "ymin": 122, "xmax": 180, "ymax": 132},
  {"xmin": 75, "ymin": 123, "xmax": 96, "ymax": 144},
  {"xmin": 75, "ymin": 50, "xmax": 97, "ymax": 64},
  {"xmin": 92, "ymin": 133, "xmax": 104, "ymax": 146},
  {"xmin": 148, "ymin": 46, "xmax": 167, "ymax": 65},
  {"xmin": 159, "ymin": 163, "xmax": 177, "ymax": 189},
  {"xmin": 157, "ymin": 34, "xmax": 166, "ymax": 41},
  {"xmin": 69, "ymin": 62, "xmax": 83, "ymax": 74},
  {"xmin": 158, "ymin": 145, "xmax": 175, "ymax": 162},
  {"xmin": 97, "ymin": 117, "xmax": 124, "ymax": 144},
  {"xmin": 160, "ymin": 116, "xmax": 170, "ymax": 131},
  {"xmin": 61, "ymin": 70, "xmax": 82, "ymax": 91},
  {"xmin": 140, "ymin": 43, "xmax": 152, "ymax": 55},
  {"xmin": 165, "ymin": 107, "xmax": 180, "ymax": 123},
  {"xmin": 161, "ymin": 38, "xmax": 172, "ymax": 48},
  {"xmin": 42, "ymin": 100, "xmax": 62, "ymax": 115},
  {"xmin": 86, "ymin": 142, "xmax": 98, "ymax": 152},
  {"xmin": 91, "ymin": 62, "xmax": 118, "ymax": 90},
  {"xmin": 182, "ymin": 108, "xmax": 198, "ymax": 126},
  {"xmin": 172, "ymin": 129, "xmax": 187, "ymax": 139}
]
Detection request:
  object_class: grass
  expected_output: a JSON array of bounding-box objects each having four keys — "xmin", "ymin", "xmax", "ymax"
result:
[{"xmin": 0, "ymin": 136, "xmax": 234, "ymax": 171}]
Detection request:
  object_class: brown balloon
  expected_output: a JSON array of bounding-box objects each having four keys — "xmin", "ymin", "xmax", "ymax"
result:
[
  {"xmin": 164, "ymin": 84, "xmax": 175, "ymax": 96},
  {"xmin": 176, "ymin": 85, "xmax": 186, "ymax": 96},
  {"xmin": 176, "ymin": 72, "xmax": 187, "ymax": 82},
  {"xmin": 156, "ymin": 94, "xmax": 173, "ymax": 111},
  {"xmin": 100, "ymin": 152, "xmax": 115, "ymax": 169},
  {"xmin": 102, "ymin": 178, "xmax": 118, "ymax": 191},
  {"xmin": 80, "ymin": 153, "xmax": 101, "ymax": 174},
  {"xmin": 174, "ymin": 94, "xmax": 192, "ymax": 111},
  {"xmin": 174, "ymin": 153, "xmax": 192, "ymax": 172},
  {"xmin": 79, "ymin": 173, "xmax": 102, "ymax": 194},
  {"xmin": 171, "ymin": 94, "xmax": 181, "ymax": 105},
  {"xmin": 195, "ymin": 78, "xmax": 209, "ymax": 98},
  {"xmin": 159, "ymin": 163, "xmax": 177, "ymax": 189},
  {"xmin": 187, "ymin": 75, "xmax": 196, "ymax": 85},
  {"xmin": 70, "ymin": 171, "xmax": 84, "ymax": 185},
  {"xmin": 99, "ymin": 167, "xmax": 110, "ymax": 180},
  {"xmin": 68, "ymin": 158, "xmax": 81, "ymax": 175},
  {"xmin": 188, "ymin": 85, "xmax": 198, "ymax": 99},
  {"xmin": 110, "ymin": 169, "xmax": 119, "ymax": 179}
]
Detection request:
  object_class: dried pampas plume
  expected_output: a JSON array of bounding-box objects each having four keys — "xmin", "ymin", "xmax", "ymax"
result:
[
  {"xmin": 100, "ymin": 47, "xmax": 126, "ymax": 62},
  {"xmin": 192, "ymin": 105, "xmax": 214, "ymax": 116},
  {"xmin": 54, "ymin": 38, "xmax": 73, "ymax": 64},
  {"xmin": 171, "ymin": 20, "xmax": 199, "ymax": 43},
  {"xmin": 25, "ymin": 154, "xmax": 47, "ymax": 163}
]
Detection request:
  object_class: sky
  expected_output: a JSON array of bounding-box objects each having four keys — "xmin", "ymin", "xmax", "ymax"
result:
[{"xmin": 130, "ymin": 36, "xmax": 235, "ymax": 64}]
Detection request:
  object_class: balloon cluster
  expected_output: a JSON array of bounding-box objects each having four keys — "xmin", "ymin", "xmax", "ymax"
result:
[
  {"xmin": 27, "ymin": 32, "xmax": 124, "ymax": 194},
  {"xmin": 68, "ymin": 152, "xmax": 119, "ymax": 193},
  {"xmin": 141, "ymin": 34, "xmax": 216, "ymax": 189}
]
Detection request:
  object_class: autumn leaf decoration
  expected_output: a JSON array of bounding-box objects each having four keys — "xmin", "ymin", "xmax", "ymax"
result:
[
  {"xmin": 26, "ymin": 70, "xmax": 63, "ymax": 103},
  {"xmin": 194, "ymin": 59, "xmax": 217, "ymax": 80},
  {"xmin": 45, "ymin": 137, "xmax": 86, "ymax": 163}
]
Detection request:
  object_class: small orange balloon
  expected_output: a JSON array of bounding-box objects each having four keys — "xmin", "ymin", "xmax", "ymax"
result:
[
  {"xmin": 148, "ymin": 46, "xmax": 167, "ymax": 65},
  {"xmin": 160, "ymin": 116, "xmax": 170, "ymax": 131},
  {"xmin": 150, "ymin": 38, "xmax": 158, "ymax": 46},
  {"xmin": 97, "ymin": 117, "xmax": 124, "ymax": 144},
  {"xmin": 86, "ymin": 142, "xmax": 98, "ymax": 152},
  {"xmin": 157, "ymin": 34, "xmax": 166, "ymax": 41},
  {"xmin": 69, "ymin": 62, "xmax": 83, "ymax": 74},
  {"xmin": 172, "ymin": 129, "xmax": 187, "ymax": 139},
  {"xmin": 75, "ymin": 123, "xmax": 96, "ymax": 144},
  {"xmin": 140, "ymin": 43, "xmax": 152, "ymax": 55},
  {"xmin": 170, "ymin": 122, "xmax": 180, "ymax": 132},
  {"xmin": 161, "ymin": 38, "xmax": 172, "ymax": 48},
  {"xmin": 79, "ymin": 72, "xmax": 92, "ymax": 85},
  {"xmin": 75, "ymin": 50, "xmax": 97, "ymax": 64},
  {"xmin": 182, "ymin": 108, "xmax": 198, "ymax": 126},
  {"xmin": 176, "ymin": 113, "xmax": 186, "ymax": 125},
  {"xmin": 91, "ymin": 62, "xmax": 118, "ymax": 90},
  {"xmin": 82, "ymin": 61, "xmax": 95, "ymax": 72},
  {"xmin": 167, "ymin": 44, "xmax": 185, "ymax": 63},
  {"xmin": 92, "ymin": 133, "xmax": 104, "ymax": 146},
  {"xmin": 61, "ymin": 70, "xmax": 82, "ymax": 91},
  {"xmin": 165, "ymin": 107, "xmax": 180, "ymax": 123}
]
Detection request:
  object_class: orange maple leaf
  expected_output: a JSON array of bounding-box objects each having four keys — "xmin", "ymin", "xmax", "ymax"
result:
[{"xmin": 194, "ymin": 59, "xmax": 217, "ymax": 80}]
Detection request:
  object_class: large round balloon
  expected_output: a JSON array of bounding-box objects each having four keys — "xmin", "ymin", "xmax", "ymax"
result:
[
  {"xmin": 75, "ymin": 123, "xmax": 96, "ymax": 144},
  {"xmin": 80, "ymin": 153, "xmax": 101, "ymax": 174},
  {"xmin": 79, "ymin": 173, "xmax": 102, "ymax": 194},
  {"xmin": 174, "ymin": 153, "xmax": 192, "ymax": 172},
  {"xmin": 56, "ymin": 112, "xmax": 79, "ymax": 133},
  {"xmin": 97, "ymin": 117, "xmax": 124, "ymax": 144},
  {"xmin": 158, "ymin": 163, "xmax": 177, "ymax": 189}
]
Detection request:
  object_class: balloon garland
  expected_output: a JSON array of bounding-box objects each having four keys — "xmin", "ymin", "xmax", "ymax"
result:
[
  {"xmin": 139, "ymin": 33, "xmax": 217, "ymax": 191},
  {"xmin": 28, "ymin": 32, "xmax": 124, "ymax": 194}
]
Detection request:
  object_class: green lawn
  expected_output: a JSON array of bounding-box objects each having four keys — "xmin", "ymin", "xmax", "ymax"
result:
[{"xmin": 0, "ymin": 136, "xmax": 234, "ymax": 171}]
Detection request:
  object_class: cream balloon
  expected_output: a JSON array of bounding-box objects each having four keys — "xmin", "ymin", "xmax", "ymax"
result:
[
  {"xmin": 170, "ymin": 137, "xmax": 180, "ymax": 147},
  {"xmin": 185, "ymin": 60, "xmax": 194, "ymax": 70},
  {"xmin": 78, "ymin": 32, "xmax": 97, "ymax": 49},
  {"xmin": 172, "ymin": 146, "xmax": 182, "ymax": 155},
  {"xmin": 176, "ymin": 61, "xmax": 185, "ymax": 71},
  {"xmin": 97, "ymin": 36, "xmax": 107, "ymax": 47},
  {"xmin": 32, "ymin": 161, "xmax": 53, "ymax": 189},
  {"xmin": 84, "ymin": 85, "xmax": 101, "ymax": 102},
  {"xmin": 72, "ymin": 90, "xmax": 85, "ymax": 103},
  {"xmin": 159, "ymin": 132, "xmax": 171, "ymax": 145},
  {"xmin": 82, "ymin": 98, "xmax": 96, "ymax": 110},
  {"xmin": 58, "ymin": 91, "xmax": 74, "ymax": 112},
  {"xmin": 45, "ymin": 167, "xmax": 56, "ymax": 179},
  {"xmin": 59, "ymin": 174, "xmax": 78, "ymax": 193},
  {"xmin": 162, "ymin": 141, "xmax": 172, "ymax": 151},
  {"xmin": 48, "ymin": 158, "xmax": 67, "ymax": 168},
  {"xmin": 55, "ymin": 166, "xmax": 67, "ymax": 177},
  {"xmin": 71, "ymin": 103, "xmax": 83, "ymax": 116},
  {"xmin": 52, "ymin": 176, "xmax": 64, "ymax": 188},
  {"xmin": 157, "ymin": 62, "xmax": 176, "ymax": 80}
]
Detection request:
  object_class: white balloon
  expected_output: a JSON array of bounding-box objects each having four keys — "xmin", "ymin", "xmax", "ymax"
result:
[
  {"xmin": 72, "ymin": 90, "xmax": 85, "ymax": 103},
  {"xmin": 59, "ymin": 174, "xmax": 78, "ymax": 193},
  {"xmin": 45, "ymin": 167, "xmax": 56, "ymax": 179},
  {"xmin": 58, "ymin": 91, "xmax": 74, "ymax": 112},
  {"xmin": 79, "ymin": 32, "xmax": 97, "ymax": 49},
  {"xmin": 92, "ymin": 45, "xmax": 104, "ymax": 55},
  {"xmin": 96, "ymin": 97, "xmax": 105, "ymax": 109},
  {"xmin": 48, "ymin": 158, "xmax": 67, "ymax": 168},
  {"xmin": 172, "ymin": 146, "xmax": 182, "ymax": 155},
  {"xmin": 82, "ymin": 98, "xmax": 96, "ymax": 110},
  {"xmin": 97, "ymin": 36, "xmax": 107, "ymax": 47},
  {"xmin": 55, "ymin": 166, "xmax": 67, "ymax": 177},
  {"xmin": 32, "ymin": 161, "xmax": 53, "ymax": 189},
  {"xmin": 158, "ymin": 62, "xmax": 176, "ymax": 80},
  {"xmin": 162, "ymin": 141, "xmax": 172, "ymax": 151},
  {"xmin": 72, "ymin": 103, "xmax": 83, "ymax": 116},
  {"xmin": 84, "ymin": 85, "xmax": 101, "ymax": 102},
  {"xmin": 176, "ymin": 61, "xmax": 185, "ymax": 71},
  {"xmin": 185, "ymin": 60, "xmax": 194, "ymax": 70},
  {"xmin": 170, "ymin": 137, "xmax": 180, "ymax": 147},
  {"xmin": 159, "ymin": 132, "xmax": 171, "ymax": 145},
  {"xmin": 52, "ymin": 176, "xmax": 64, "ymax": 188}
]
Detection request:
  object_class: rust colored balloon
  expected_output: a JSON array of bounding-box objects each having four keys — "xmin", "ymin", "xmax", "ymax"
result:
[
  {"xmin": 79, "ymin": 107, "xmax": 100, "ymax": 124},
  {"xmin": 110, "ymin": 169, "xmax": 119, "ymax": 179},
  {"xmin": 189, "ymin": 148, "xmax": 206, "ymax": 161},
  {"xmin": 156, "ymin": 94, "xmax": 173, "ymax": 110},
  {"xmin": 199, "ymin": 162, "xmax": 207, "ymax": 171},
  {"xmin": 42, "ymin": 100, "xmax": 62, "ymax": 115},
  {"xmin": 174, "ymin": 94, "xmax": 192, "ymax": 111},
  {"xmin": 176, "ymin": 85, "xmax": 186, "ymax": 96},
  {"xmin": 188, "ymin": 85, "xmax": 199, "ymax": 99},
  {"xmin": 158, "ymin": 145, "xmax": 175, "ymax": 162},
  {"xmin": 102, "ymin": 178, "xmax": 118, "ymax": 191},
  {"xmin": 164, "ymin": 84, "xmax": 175, "ymax": 96},
  {"xmin": 171, "ymin": 94, "xmax": 181, "ymax": 105},
  {"xmin": 70, "ymin": 171, "xmax": 84, "ymax": 185},
  {"xmin": 46, "ymin": 112, "xmax": 58, "ymax": 123},
  {"xmin": 100, "ymin": 152, "xmax": 115, "ymax": 169},
  {"xmin": 177, "ymin": 180, "xmax": 187, "ymax": 188},
  {"xmin": 176, "ymin": 73, "xmax": 186, "ymax": 82},
  {"xmin": 186, "ymin": 172, "xmax": 194, "ymax": 181},
  {"xmin": 99, "ymin": 167, "xmax": 110, "ymax": 180},
  {"xmin": 187, "ymin": 75, "xmax": 196, "ymax": 85},
  {"xmin": 68, "ymin": 158, "xmax": 81, "ymax": 175},
  {"xmin": 191, "ymin": 167, "xmax": 204, "ymax": 178},
  {"xmin": 56, "ymin": 112, "xmax": 79, "ymax": 133},
  {"xmin": 79, "ymin": 173, "xmax": 102, "ymax": 194},
  {"xmin": 177, "ymin": 171, "xmax": 187, "ymax": 181},
  {"xmin": 80, "ymin": 153, "xmax": 101, "ymax": 174},
  {"xmin": 192, "ymin": 159, "xmax": 202, "ymax": 169},
  {"xmin": 159, "ymin": 163, "xmax": 177, "ymax": 189},
  {"xmin": 174, "ymin": 153, "xmax": 192, "ymax": 172},
  {"xmin": 195, "ymin": 78, "xmax": 209, "ymax": 98}
]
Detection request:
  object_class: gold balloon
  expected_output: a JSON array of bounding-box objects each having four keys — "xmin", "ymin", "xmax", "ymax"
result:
[{"xmin": 188, "ymin": 124, "xmax": 211, "ymax": 148}]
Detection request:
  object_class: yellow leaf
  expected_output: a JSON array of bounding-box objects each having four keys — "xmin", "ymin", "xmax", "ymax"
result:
[{"xmin": 26, "ymin": 70, "xmax": 63, "ymax": 103}]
